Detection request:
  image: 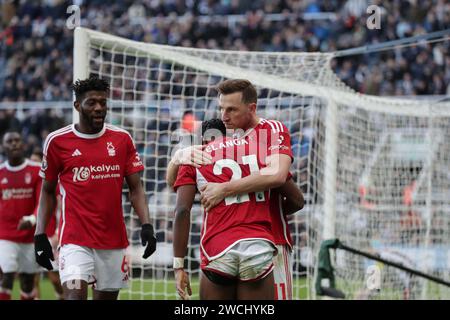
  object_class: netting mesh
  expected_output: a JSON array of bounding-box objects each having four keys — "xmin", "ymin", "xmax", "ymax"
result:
[
  {"xmin": 77, "ymin": 28, "xmax": 450, "ymax": 300},
  {"xmin": 331, "ymin": 106, "xmax": 450, "ymax": 299}
]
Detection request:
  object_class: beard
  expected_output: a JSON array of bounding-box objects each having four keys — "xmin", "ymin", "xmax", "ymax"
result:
[{"xmin": 81, "ymin": 109, "xmax": 105, "ymax": 133}]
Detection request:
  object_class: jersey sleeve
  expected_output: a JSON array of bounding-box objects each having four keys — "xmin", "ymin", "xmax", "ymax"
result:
[
  {"xmin": 125, "ymin": 134, "xmax": 144, "ymax": 176},
  {"xmin": 40, "ymin": 136, "xmax": 63, "ymax": 181},
  {"xmin": 267, "ymin": 121, "xmax": 293, "ymax": 162},
  {"xmin": 173, "ymin": 165, "xmax": 197, "ymax": 191}
]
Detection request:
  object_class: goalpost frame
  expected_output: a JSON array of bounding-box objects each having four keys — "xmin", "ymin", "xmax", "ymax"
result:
[
  {"xmin": 72, "ymin": 27, "xmax": 450, "ymax": 300},
  {"xmin": 73, "ymin": 27, "xmax": 90, "ymax": 123}
]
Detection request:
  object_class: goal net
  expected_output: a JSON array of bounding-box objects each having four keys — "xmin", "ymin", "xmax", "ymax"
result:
[{"xmin": 74, "ymin": 27, "xmax": 450, "ymax": 300}]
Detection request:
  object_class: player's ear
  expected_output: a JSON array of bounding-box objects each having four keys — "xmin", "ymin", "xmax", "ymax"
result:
[
  {"xmin": 73, "ymin": 100, "xmax": 80, "ymax": 112},
  {"xmin": 248, "ymin": 102, "xmax": 257, "ymax": 114}
]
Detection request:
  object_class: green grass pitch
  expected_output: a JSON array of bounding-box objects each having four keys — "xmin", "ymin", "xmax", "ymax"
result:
[{"xmin": 12, "ymin": 276, "xmax": 308, "ymax": 300}]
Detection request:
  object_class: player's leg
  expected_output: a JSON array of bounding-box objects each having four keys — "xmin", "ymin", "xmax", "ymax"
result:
[
  {"xmin": 62, "ymin": 279, "xmax": 89, "ymax": 299},
  {"xmin": 235, "ymin": 240, "xmax": 276, "ymax": 300},
  {"xmin": 199, "ymin": 271, "xmax": 236, "ymax": 300},
  {"xmin": 59, "ymin": 244, "xmax": 95, "ymax": 300},
  {"xmin": 237, "ymin": 271, "xmax": 275, "ymax": 300},
  {"xmin": 91, "ymin": 248, "xmax": 128, "ymax": 300},
  {"xmin": 0, "ymin": 273, "xmax": 15, "ymax": 300},
  {"xmin": 92, "ymin": 288, "xmax": 119, "ymax": 300},
  {"xmin": 18, "ymin": 273, "xmax": 36, "ymax": 300},
  {"xmin": 0, "ymin": 240, "xmax": 20, "ymax": 300},
  {"xmin": 273, "ymin": 244, "xmax": 293, "ymax": 300},
  {"xmin": 34, "ymin": 273, "xmax": 41, "ymax": 299},
  {"xmin": 48, "ymin": 271, "xmax": 64, "ymax": 299},
  {"xmin": 17, "ymin": 243, "xmax": 40, "ymax": 300},
  {"xmin": 47, "ymin": 236, "xmax": 64, "ymax": 299}
]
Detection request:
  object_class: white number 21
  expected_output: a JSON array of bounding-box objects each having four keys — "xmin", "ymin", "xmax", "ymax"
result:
[{"xmin": 213, "ymin": 154, "xmax": 265, "ymax": 205}]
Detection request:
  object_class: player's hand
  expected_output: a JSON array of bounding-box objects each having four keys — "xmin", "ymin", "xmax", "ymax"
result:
[
  {"xmin": 17, "ymin": 214, "xmax": 36, "ymax": 230},
  {"xmin": 175, "ymin": 268, "xmax": 192, "ymax": 300},
  {"xmin": 141, "ymin": 223, "xmax": 157, "ymax": 259},
  {"xmin": 17, "ymin": 219, "xmax": 33, "ymax": 230},
  {"xmin": 34, "ymin": 233, "xmax": 54, "ymax": 271},
  {"xmin": 173, "ymin": 145, "xmax": 212, "ymax": 168},
  {"xmin": 199, "ymin": 183, "xmax": 225, "ymax": 211}
]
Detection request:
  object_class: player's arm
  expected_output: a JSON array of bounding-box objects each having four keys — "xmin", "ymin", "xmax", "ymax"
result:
[
  {"xmin": 126, "ymin": 172, "xmax": 156, "ymax": 259},
  {"xmin": 166, "ymin": 145, "xmax": 212, "ymax": 189},
  {"xmin": 34, "ymin": 179, "xmax": 57, "ymax": 270},
  {"xmin": 35, "ymin": 179, "xmax": 57, "ymax": 236},
  {"xmin": 200, "ymin": 153, "xmax": 292, "ymax": 211},
  {"xmin": 278, "ymin": 178, "xmax": 304, "ymax": 215},
  {"xmin": 18, "ymin": 176, "xmax": 43, "ymax": 230},
  {"xmin": 173, "ymin": 184, "xmax": 196, "ymax": 300}
]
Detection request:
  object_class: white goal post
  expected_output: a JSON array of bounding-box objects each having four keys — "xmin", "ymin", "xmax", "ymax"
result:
[{"xmin": 74, "ymin": 27, "xmax": 450, "ymax": 300}]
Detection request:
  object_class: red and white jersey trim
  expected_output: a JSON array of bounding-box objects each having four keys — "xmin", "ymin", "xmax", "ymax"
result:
[
  {"xmin": 260, "ymin": 118, "xmax": 285, "ymax": 133},
  {"xmin": 43, "ymin": 125, "xmax": 72, "ymax": 155},
  {"xmin": 58, "ymin": 183, "xmax": 67, "ymax": 247}
]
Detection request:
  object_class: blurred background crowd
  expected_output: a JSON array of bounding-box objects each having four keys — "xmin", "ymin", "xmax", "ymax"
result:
[
  {"xmin": 0, "ymin": 0, "xmax": 447, "ymax": 270},
  {"xmin": 0, "ymin": 0, "xmax": 449, "ymax": 165}
]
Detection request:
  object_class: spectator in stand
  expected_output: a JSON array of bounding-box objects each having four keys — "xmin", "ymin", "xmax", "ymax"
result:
[{"xmin": 0, "ymin": 0, "xmax": 448, "ymax": 102}]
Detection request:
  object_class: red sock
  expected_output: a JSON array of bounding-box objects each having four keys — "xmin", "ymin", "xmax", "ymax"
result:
[{"xmin": 0, "ymin": 291, "xmax": 11, "ymax": 300}]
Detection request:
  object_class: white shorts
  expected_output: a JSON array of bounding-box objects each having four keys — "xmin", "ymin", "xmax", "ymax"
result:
[
  {"xmin": 204, "ymin": 239, "xmax": 276, "ymax": 282},
  {"xmin": 273, "ymin": 244, "xmax": 293, "ymax": 300},
  {"xmin": 59, "ymin": 244, "xmax": 129, "ymax": 291},
  {"xmin": 0, "ymin": 240, "xmax": 39, "ymax": 274}
]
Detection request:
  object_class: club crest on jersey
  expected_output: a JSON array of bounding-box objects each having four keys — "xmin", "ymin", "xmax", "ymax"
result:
[
  {"xmin": 1, "ymin": 177, "xmax": 7, "ymax": 184},
  {"xmin": 25, "ymin": 173, "xmax": 32, "ymax": 184},
  {"xmin": 107, "ymin": 142, "xmax": 116, "ymax": 156}
]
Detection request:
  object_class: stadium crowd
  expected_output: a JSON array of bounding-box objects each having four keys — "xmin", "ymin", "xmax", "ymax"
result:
[
  {"xmin": 0, "ymin": 0, "xmax": 448, "ymax": 192},
  {"xmin": 0, "ymin": 0, "xmax": 449, "ymax": 104},
  {"xmin": 0, "ymin": 0, "xmax": 449, "ymax": 166}
]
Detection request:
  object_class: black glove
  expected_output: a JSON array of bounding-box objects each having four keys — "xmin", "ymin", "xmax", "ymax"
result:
[
  {"xmin": 141, "ymin": 223, "xmax": 157, "ymax": 259},
  {"xmin": 34, "ymin": 233, "xmax": 54, "ymax": 271}
]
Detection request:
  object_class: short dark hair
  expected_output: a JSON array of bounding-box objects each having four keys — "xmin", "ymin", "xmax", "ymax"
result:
[
  {"xmin": 202, "ymin": 118, "xmax": 226, "ymax": 136},
  {"xmin": 72, "ymin": 76, "xmax": 110, "ymax": 101},
  {"xmin": 202, "ymin": 118, "xmax": 226, "ymax": 143},
  {"xmin": 2, "ymin": 130, "xmax": 21, "ymax": 144},
  {"xmin": 216, "ymin": 79, "xmax": 257, "ymax": 104}
]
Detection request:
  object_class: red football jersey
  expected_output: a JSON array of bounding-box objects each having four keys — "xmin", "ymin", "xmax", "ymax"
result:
[
  {"xmin": 174, "ymin": 118, "xmax": 293, "ymax": 262},
  {"xmin": 270, "ymin": 189, "xmax": 293, "ymax": 248},
  {"xmin": 247, "ymin": 118, "xmax": 294, "ymax": 248},
  {"xmin": 0, "ymin": 160, "xmax": 41, "ymax": 243},
  {"xmin": 40, "ymin": 124, "xmax": 144, "ymax": 249}
]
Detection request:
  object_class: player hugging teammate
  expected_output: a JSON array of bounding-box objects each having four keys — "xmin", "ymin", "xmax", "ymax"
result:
[{"xmin": 168, "ymin": 79, "xmax": 304, "ymax": 300}]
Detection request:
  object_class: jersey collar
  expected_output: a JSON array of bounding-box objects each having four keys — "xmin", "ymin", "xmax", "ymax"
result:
[
  {"xmin": 5, "ymin": 159, "xmax": 28, "ymax": 172},
  {"xmin": 72, "ymin": 123, "xmax": 106, "ymax": 139}
]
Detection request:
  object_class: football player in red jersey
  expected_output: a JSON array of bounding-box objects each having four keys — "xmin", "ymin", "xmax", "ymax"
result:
[
  {"xmin": 199, "ymin": 80, "xmax": 303, "ymax": 299},
  {"xmin": 200, "ymin": 79, "xmax": 294, "ymax": 211},
  {"xmin": 173, "ymin": 118, "xmax": 277, "ymax": 300},
  {"xmin": 30, "ymin": 148, "xmax": 64, "ymax": 300},
  {"xmin": 34, "ymin": 77, "xmax": 157, "ymax": 300},
  {"xmin": 0, "ymin": 131, "xmax": 41, "ymax": 300},
  {"xmin": 169, "ymin": 117, "xmax": 303, "ymax": 300}
]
